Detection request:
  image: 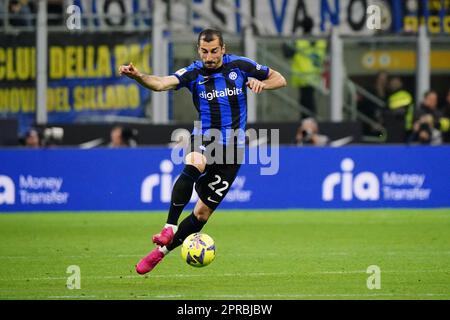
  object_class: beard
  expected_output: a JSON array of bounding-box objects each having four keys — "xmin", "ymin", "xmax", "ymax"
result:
[{"xmin": 203, "ymin": 58, "xmax": 222, "ymax": 69}]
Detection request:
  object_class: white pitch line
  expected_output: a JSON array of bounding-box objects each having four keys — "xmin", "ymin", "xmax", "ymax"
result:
[
  {"xmin": 47, "ymin": 295, "xmax": 97, "ymax": 299},
  {"xmin": 1, "ymin": 250, "xmax": 449, "ymax": 261},
  {"xmin": 2, "ymin": 269, "xmax": 449, "ymax": 282},
  {"xmin": 0, "ymin": 273, "xmax": 292, "ymax": 282},
  {"xmin": 0, "ymin": 254, "xmax": 151, "ymax": 260},
  {"xmin": 316, "ymin": 270, "xmax": 450, "ymax": 274},
  {"xmin": 0, "ymin": 255, "xmax": 91, "ymax": 259}
]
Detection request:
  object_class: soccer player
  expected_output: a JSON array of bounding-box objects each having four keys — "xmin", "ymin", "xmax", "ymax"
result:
[{"xmin": 119, "ymin": 29, "xmax": 287, "ymax": 274}]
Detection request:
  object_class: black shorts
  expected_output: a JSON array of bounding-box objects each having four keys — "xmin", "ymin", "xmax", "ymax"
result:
[
  {"xmin": 189, "ymin": 134, "xmax": 243, "ymax": 210},
  {"xmin": 195, "ymin": 162, "xmax": 241, "ymax": 211}
]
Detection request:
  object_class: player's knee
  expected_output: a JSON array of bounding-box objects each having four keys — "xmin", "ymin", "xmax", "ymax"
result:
[
  {"xmin": 194, "ymin": 206, "xmax": 213, "ymax": 222},
  {"xmin": 185, "ymin": 152, "xmax": 206, "ymax": 172}
]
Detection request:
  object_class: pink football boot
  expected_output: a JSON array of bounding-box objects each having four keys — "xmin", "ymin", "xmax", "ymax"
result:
[
  {"xmin": 136, "ymin": 248, "xmax": 165, "ymax": 275},
  {"xmin": 152, "ymin": 227, "xmax": 175, "ymax": 246}
]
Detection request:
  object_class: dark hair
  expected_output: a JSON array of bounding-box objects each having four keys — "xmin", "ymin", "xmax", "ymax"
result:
[
  {"xmin": 121, "ymin": 127, "xmax": 137, "ymax": 141},
  {"xmin": 197, "ymin": 29, "xmax": 224, "ymax": 47},
  {"xmin": 423, "ymin": 89, "xmax": 437, "ymax": 99},
  {"xmin": 302, "ymin": 17, "xmax": 314, "ymax": 34}
]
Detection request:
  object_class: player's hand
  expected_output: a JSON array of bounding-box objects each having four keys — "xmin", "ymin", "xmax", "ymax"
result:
[
  {"xmin": 246, "ymin": 79, "xmax": 266, "ymax": 94},
  {"xmin": 118, "ymin": 62, "xmax": 140, "ymax": 79}
]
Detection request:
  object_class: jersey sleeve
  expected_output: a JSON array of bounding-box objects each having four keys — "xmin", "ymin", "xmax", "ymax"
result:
[
  {"xmin": 172, "ymin": 62, "xmax": 199, "ymax": 90},
  {"xmin": 233, "ymin": 56, "xmax": 270, "ymax": 81}
]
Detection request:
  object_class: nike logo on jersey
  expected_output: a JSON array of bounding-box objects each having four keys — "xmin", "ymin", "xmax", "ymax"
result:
[
  {"xmin": 207, "ymin": 197, "xmax": 219, "ymax": 204},
  {"xmin": 198, "ymin": 77, "xmax": 210, "ymax": 85}
]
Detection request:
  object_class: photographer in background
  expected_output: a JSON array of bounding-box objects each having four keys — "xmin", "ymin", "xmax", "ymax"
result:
[
  {"xmin": 109, "ymin": 126, "xmax": 138, "ymax": 147},
  {"xmin": 295, "ymin": 117, "xmax": 329, "ymax": 146},
  {"xmin": 42, "ymin": 127, "xmax": 64, "ymax": 147},
  {"xmin": 22, "ymin": 128, "xmax": 41, "ymax": 148},
  {"xmin": 20, "ymin": 126, "xmax": 63, "ymax": 148},
  {"xmin": 407, "ymin": 114, "xmax": 442, "ymax": 145},
  {"xmin": 412, "ymin": 90, "xmax": 449, "ymax": 143}
]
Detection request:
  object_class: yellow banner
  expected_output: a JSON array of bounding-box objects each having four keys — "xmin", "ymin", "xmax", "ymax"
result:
[
  {"xmin": 0, "ymin": 84, "xmax": 141, "ymax": 114},
  {"xmin": 0, "ymin": 44, "xmax": 151, "ymax": 81},
  {"xmin": 361, "ymin": 50, "xmax": 450, "ymax": 71}
]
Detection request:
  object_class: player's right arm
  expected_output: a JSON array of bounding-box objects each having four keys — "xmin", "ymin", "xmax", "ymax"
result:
[{"xmin": 119, "ymin": 62, "xmax": 179, "ymax": 91}]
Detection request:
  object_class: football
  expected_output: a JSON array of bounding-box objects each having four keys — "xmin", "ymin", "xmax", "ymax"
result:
[{"xmin": 181, "ymin": 233, "xmax": 216, "ymax": 267}]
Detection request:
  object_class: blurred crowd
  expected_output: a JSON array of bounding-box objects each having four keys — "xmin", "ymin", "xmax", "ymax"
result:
[
  {"xmin": 0, "ymin": 0, "xmax": 63, "ymax": 27},
  {"xmin": 357, "ymin": 71, "xmax": 450, "ymax": 145},
  {"xmin": 19, "ymin": 125, "xmax": 139, "ymax": 148},
  {"xmin": 2, "ymin": 4, "xmax": 448, "ymax": 148}
]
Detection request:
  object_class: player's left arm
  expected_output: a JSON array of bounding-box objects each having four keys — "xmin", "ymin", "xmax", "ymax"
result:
[{"xmin": 246, "ymin": 68, "xmax": 287, "ymax": 94}]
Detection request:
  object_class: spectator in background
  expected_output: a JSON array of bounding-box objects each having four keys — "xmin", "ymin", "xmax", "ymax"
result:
[
  {"xmin": 295, "ymin": 117, "xmax": 329, "ymax": 146},
  {"xmin": 416, "ymin": 90, "xmax": 441, "ymax": 121},
  {"xmin": 8, "ymin": 0, "xmax": 33, "ymax": 27},
  {"xmin": 374, "ymin": 71, "xmax": 389, "ymax": 102},
  {"xmin": 283, "ymin": 17, "xmax": 327, "ymax": 119},
  {"xmin": 407, "ymin": 114, "xmax": 442, "ymax": 145},
  {"xmin": 109, "ymin": 126, "xmax": 138, "ymax": 147},
  {"xmin": 384, "ymin": 76, "xmax": 414, "ymax": 142},
  {"xmin": 357, "ymin": 71, "xmax": 389, "ymax": 136},
  {"xmin": 442, "ymin": 89, "xmax": 450, "ymax": 143},
  {"xmin": 414, "ymin": 89, "xmax": 450, "ymax": 142},
  {"xmin": 23, "ymin": 128, "xmax": 41, "ymax": 148}
]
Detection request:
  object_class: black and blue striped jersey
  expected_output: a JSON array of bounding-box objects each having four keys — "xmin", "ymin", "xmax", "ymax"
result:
[{"xmin": 172, "ymin": 54, "xmax": 270, "ymax": 146}]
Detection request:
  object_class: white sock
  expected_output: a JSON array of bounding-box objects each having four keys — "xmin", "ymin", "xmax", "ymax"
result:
[
  {"xmin": 158, "ymin": 246, "xmax": 170, "ymax": 256},
  {"xmin": 164, "ymin": 223, "xmax": 178, "ymax": 233}
]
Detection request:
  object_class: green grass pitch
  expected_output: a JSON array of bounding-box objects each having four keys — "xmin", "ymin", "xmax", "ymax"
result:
[{"xmin": 0, "ymin": 209, "xmax": 449, "ymax": 300}]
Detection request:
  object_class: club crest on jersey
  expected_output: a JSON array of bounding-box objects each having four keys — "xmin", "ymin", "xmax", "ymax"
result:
[{"xmin": 228, "ymin": 72, "xmax": 238, "ymax": 80}]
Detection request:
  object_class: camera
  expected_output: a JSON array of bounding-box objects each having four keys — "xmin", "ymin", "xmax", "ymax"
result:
[
  {"xmin": 301, "ymin": 129, "xmax": 314, "ymax": 142},
  {"xmin": 121, "ymin": 127, "xmax": 138, "ymax": 147},
  {"xmin": 416, "ymin": 122, "xmax": 432, "ymax": 144},
  {"xmin": 418, "ymin": 123, "xmax": 431, "ymax": 133},
  {"xmin": 43, "ymin": 127, "xmax": 64, "ymax": 146}
]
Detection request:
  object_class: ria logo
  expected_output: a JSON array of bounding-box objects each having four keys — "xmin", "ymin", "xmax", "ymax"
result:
[
  {"xmin": 141, "ymin": 160, "xmax": 197, "ymax": 204},
  {"xmin": 322, "ymin": 158, "xmax": 380, "ymax": 201},
  {"xmin": 0, "ymin": 175, "xmax": 15, "ymax": 205}
]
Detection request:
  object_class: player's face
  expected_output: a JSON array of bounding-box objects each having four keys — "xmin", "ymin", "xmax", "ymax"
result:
[{"xmin": 198, "ymin": 38, "xmax": 225, "ymax": 70}]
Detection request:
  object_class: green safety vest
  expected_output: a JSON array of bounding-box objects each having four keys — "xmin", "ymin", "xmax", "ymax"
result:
[
  {"xmin": 388, "ymin": 90, "xmax": 414, "ymax": 130},
  {"xmin": 291, "ymin": 39, "xmax": 327, "ymax": 87},
  {"xmin": 388, "ymin": 90, "xmax": 413, "ymax": 110},
  {"xmin": 440, "ymin": 117, "xmax": 450, "ymax": 132}
]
